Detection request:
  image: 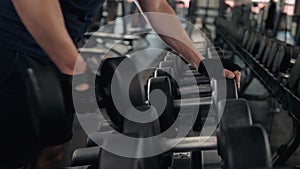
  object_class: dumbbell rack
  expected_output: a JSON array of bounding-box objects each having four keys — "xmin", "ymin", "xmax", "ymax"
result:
[
  {"xmin": 60, "ymin": 16, "xmax": 276, "ymax": 169},
  {"xmin": 66, "ymin": 48, "xmax": 272, "ymax": 169},
  {"xmin": 216, "ymin": 17, "xmax": 300, "ymax": 166}
]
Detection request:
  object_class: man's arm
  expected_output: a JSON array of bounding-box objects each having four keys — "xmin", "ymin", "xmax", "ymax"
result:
[
  {"xmin": 12, "ymin": 0, "xmax": 86, "ymax": 75},
  {"xmin": 135, "ymin": 0, "xmax": 202, "ymax": 68},
  {"xmin": 135, "ymin": 0, "xmax": 240, "ymax": 88}
]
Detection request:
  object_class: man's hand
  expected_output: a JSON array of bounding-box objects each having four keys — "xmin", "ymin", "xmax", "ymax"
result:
[
  {"xmin": 198, "ymin": 58, "xmax": 241, "ymax": 90},
  {"xmin": 224, "ymin": 69, "xmax": 241, "ymax": 90},
  {"xmin": 221, "ymin": 58, "xmax": 241, "ymax": 89}
]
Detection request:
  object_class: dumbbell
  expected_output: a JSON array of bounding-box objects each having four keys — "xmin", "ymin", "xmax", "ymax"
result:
[
  {"xmin": 71, "ymin": 147, "xmax": 101, "ymax": 168},
  {"xmin": 72, "ymin": 135, "xmax": 162, "ymax": 169},
  {"xmin": 27, "ymin": 66, "xmax": 69, "ymax": 145},
  {"xmin": 154, "ymin": 67, "xmax": 212, "ymax": 98},
  {"xmin": 159, "ymin": 54, "xmax": 232, "ymax": 97},
  {"xmin": 148, "ymin": 76, "xmax": 238, "ymax": 133},
  {"xmin": 159, "ymin": 58, "xmax": 204, "ymax": 79},
  {"xmin": 159, "ymin": 59, "xmax": 214, "ymax": 87},
  {"xmin": 216, "ymin": 99, "xmax": 253, "ymax": 159},
  {"xmin": 153, "ymin": 67, "xmax": 216, "ymax": 130},
  {"xmin": 97, "ymin": 56, "xmax": 147, "ymax": 132},
  {"xmin": 219, "ymin": 125, "xmax": 272, "ymax": 169}
]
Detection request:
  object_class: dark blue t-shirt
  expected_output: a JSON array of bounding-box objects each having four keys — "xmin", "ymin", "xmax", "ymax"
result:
[{"xmin": 0, "ymin": 0, "xmax": 104, "ymax": 59}]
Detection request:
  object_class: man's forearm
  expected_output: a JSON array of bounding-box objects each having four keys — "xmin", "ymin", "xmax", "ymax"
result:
[
  {"xmin": 12, "ymin": 0, "xmax": 85, "ymax": 75},
  {"xmin": 136, "ymin": 0, "xmax": 241, "ymax": 87},
  {"xmin": 135, "ymin": 0, "xmax": 203, "ymax": 68}
]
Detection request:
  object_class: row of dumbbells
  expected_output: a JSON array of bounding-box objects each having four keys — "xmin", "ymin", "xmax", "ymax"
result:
[
  {"xmin": 62, "ymin": 50, "xmax": 273, "ymax": 169},
  {"xmin": 95, "ymin": 50, "xmax": 239, "ymax": 133}
]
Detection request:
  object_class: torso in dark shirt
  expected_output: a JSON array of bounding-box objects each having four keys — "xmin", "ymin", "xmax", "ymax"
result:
[{"xmin": 0, "ymin": 0, "xmax": 104, "ymax": 60}]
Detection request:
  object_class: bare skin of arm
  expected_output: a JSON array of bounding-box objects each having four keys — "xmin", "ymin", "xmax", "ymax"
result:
[
  {"xmin": 136, "ymin": 0, "xmax": 240, "ymax": 88},
  {"xmin": 12, "ymin": 0, "xmax": 86, "ymax": 76}
]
